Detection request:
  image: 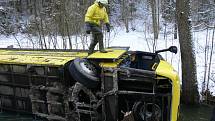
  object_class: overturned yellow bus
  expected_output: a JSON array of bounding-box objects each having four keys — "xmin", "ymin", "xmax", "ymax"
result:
[{"xmin": 0, "ymin": 46, "xmax": 180, "ymax": 121}]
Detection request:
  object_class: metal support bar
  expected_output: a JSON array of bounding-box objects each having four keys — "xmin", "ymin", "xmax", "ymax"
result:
[
  {"xmin": 118, "ymin": 91, "xmax": 155, "ymax": 95},
  {"xmin": 119, "ymin": 67, "xmax": 156, "ymax": 77}
]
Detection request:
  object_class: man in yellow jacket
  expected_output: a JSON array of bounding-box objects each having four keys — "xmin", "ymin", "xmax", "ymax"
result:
[{"xmin": 85, "ymin": 0, "xmax": 110, "ymax": 55}]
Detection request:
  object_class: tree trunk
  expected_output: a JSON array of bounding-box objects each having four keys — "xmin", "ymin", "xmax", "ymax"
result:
[
  {"xmin": 149, "ymin": 0, "xmax": 159, "ymax": 52},
  {"xmin": 205, "ymin": 24, "xmax": 215, "ymax": 102},
  {"xmin": 150, "ymin": 0, "xmax": 159, "ymax": 39},
  {"xmin": 174, "ymin": 22, "xmax": 177, "ymax": 39},
  {"xmin": 122, "ymin": 0, "xmax": 129, "ymax": 33},
  {"xmin": 33, "ymin": 0, "xmax": 43, "ymax": 49},
  {"xmin": 176, "ymin": 0, "xmax": 199, "ymax": 104},
  {"xmin": 202, "ymin": 28, "xmax": 209, "ymax": 95}
]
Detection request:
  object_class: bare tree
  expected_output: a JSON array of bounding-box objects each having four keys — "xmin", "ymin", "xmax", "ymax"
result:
[
  {"xmin": 121, "ymin": 0, "xmax": 129, "ymax": 33},
  {"xmin": 205, "ymin": 24, "xmax": 215, "ymax": 101},
  {"xmin": 149, "ymin": 0, "xmax": 159, "ymax": 52},
  {"xmin": 176, "ymin": 0, "xmax": 199, "ymax": 104},
  {"xmin": 202, "ymin": 28, "xmax": 209, "ymax": 95}
]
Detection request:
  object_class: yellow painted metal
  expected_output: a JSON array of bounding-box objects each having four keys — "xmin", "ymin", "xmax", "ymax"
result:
[
  {"xmin": 0, "ymin": 50, "xmax": 88, "ymax": 66},
  {"xmin": 0, "ymin": 49, "xmax": 126, "ymax": 66},
  {"xmin": 155, "ymin": 60, "xmax": 180, "ymax": 121},
  {"xmin": 87, "ymin": 49, "xmax": 126, "ymax": 59},
  {"xmin": 99, "ymin": 59, "xmax": 123, "ymax": 68}
]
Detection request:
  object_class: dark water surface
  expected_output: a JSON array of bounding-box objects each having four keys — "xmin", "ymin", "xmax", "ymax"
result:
[{"xmin": 0, "ymin": 105, "xmax": 213, "ymax": 121}]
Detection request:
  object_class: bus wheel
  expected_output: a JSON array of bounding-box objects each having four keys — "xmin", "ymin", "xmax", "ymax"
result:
[
  {"xmin": 132, "ymin": 101, "xmax": 161, "ymax": 121},
  {"xmin": 69, "ymin": 58, "xmax": 99, "ymax": 88}
]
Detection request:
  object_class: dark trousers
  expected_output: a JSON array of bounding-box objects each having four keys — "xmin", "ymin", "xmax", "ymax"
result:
[{"xmin": 87, "ymin": 24, "xmax": 104, "ymax": 54}]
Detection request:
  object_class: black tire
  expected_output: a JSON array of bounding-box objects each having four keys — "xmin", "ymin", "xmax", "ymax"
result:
[
  {"xmin": 132, "ymin": 101, "xmax": 161, "ymax": 121},
  {"xmin": 69, "ymin": 58, "xmax": 99, "ymax": 88},
  {"xmin": 132, "ymin": 101, "xmax": 145, "ymax": 121}
]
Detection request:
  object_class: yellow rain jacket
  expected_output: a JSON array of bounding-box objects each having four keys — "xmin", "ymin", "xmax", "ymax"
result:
[{"xmin": 85, "ymin": 2, "xmax": 109, "ymax": 26}]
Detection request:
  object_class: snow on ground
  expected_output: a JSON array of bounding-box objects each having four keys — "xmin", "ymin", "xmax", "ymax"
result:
[
  {"xmin": 193, "ymin": 30, "xmax": 215, "ymax": 95},
  {"xmin": 110, "ymin": 30, "xmax": 151, "ymax": 51},
  {"xmin": 0, "ymin": 27, "xmax": 214, "ymax": 95}
]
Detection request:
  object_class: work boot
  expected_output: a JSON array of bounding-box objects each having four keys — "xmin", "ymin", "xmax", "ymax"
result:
[
  {"xmin": 88, "ymin": 52, "xmax": 93, "ymax": 56},
  {"xmin": 88, "ymin": 50, "xmax": 94, "ymax": 56},
  {"xmin": 100, "ymin": 49, "xmax": 107, "ymax": 53}
]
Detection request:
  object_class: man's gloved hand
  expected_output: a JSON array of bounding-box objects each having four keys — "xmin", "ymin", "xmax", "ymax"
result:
[{"xmin": 106, "ymin": 23, "xmax": 110, "ymax": 32}]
